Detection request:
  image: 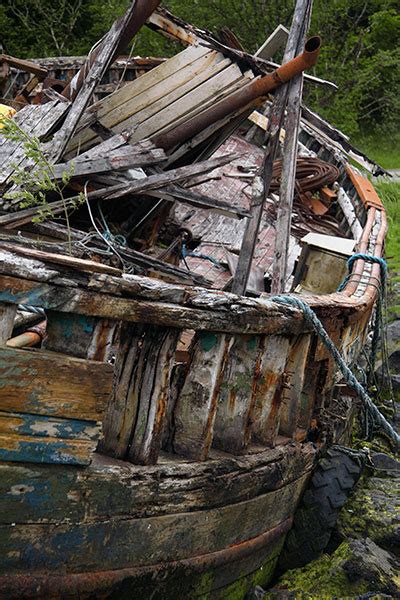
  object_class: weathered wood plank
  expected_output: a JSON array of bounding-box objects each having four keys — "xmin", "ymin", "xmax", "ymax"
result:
[
  {"xmin": 279, "ymin": 334, "xmax": 312, "ymax": 436},
  {"xmin": 0, "ymin": 473, "xmax": 310, "ymax": 573},
  {"xmin": 43, "ymin": 311, "xmax": 98, "ymax": 358},
  {"xmin": 0, "ymin": 433, "xmax": 96, "ymax": 466},
  {"xmin": 0, "ymin": 303, "xmax": 17, "ymax": 345},
  {"xmin": 0, "ymin": 411, "xmax": 100, "ymax": 440},
  {"xmin": 48, "ymin": 2, "xmax": 145, "ymax": 163},
  {"xmin": 0, "ymin": 273, "xmax": 309, "ymax": 336},
  {"xmin": 67, "ymin": 45, "xmax": 212, "ymax": 154},
  {"xmin": 212, "ymin": 334, "xmax": 261, "ymax": 453},
  {"xmin": 128, "ymin": 327, "xmax": 179, "ymax": 465},
  {"xmin": 251, "ymin": 335, "xmax": 291, "ymax": 445},
  {"xmin": 0, "ymin": 443, "xmax": 316, "ymax": 523},
  {"xmin": 99, "ymin": 323, "xmax": 144, "ymax": 458},
  {"xmin": 0, "ymin": 242, "xmax": 121, "ymax": 276},
  {"xmin": 271, "ymin": 0, "xmax": 312, "ymax": 293},
  {"xmin": 173, "ymin": 332, "xmax": 231, "ymax": 460},
  {"xmin": 0, "ymin": 347, "xmax": 113, "ymax": 421}
]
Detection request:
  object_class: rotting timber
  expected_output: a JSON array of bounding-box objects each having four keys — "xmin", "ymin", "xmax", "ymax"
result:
[{"xmin": 0, "ymin": 2, "xmax": 394, "ymax": 599}]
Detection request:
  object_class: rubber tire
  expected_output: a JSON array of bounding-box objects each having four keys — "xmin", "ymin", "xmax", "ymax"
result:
[{"xmin": 278, "ymin": 446, "xmax": 365, "ymax": 571}]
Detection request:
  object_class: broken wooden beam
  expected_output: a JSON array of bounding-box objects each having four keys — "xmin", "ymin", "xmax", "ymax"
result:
[
  {"xmin": 62, "ymin": 0, "xmax": 161, "ymax": 102},
  {"xmin": 232, "ymin": 0, "xmax": 313, "ymax": 296},
  {"xmin": 271, "ymin": 0, "xmax": 313, "ymax": 294}
]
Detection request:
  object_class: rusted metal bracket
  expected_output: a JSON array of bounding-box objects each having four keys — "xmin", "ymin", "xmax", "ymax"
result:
[{"xmin": 345, "ymin": 166, "xmax": 384, "ymax": 211}]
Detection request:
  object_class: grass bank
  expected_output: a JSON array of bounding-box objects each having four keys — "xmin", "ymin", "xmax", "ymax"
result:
[{"xmin": 355, "ymin": 133, "xmax": 400, "ymax": 170}]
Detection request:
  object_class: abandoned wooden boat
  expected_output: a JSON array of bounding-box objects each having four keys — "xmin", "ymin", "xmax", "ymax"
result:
[{"xmin": 0, "ymin": 3, "xmax": 396, "ymax": 599}]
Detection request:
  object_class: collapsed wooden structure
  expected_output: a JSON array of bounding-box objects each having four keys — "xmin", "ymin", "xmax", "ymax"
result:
[{"xmin": 0, "ymin": 2, "xmax": 391, "ymax": 598}]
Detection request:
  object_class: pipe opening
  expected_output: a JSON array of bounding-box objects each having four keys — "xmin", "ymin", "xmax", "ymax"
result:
[{"xmin": 305, "ymin": 36, "xmax": 321, "ymax": 53}]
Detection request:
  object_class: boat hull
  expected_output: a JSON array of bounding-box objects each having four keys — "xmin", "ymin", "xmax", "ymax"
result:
[{"xmin": 0, "ymin": 443, "xmax": 315, "ymax": 599}]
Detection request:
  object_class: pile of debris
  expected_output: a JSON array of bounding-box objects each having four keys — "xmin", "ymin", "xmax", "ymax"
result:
[{"xmin": 0, "ymin": 2, "xmax": 387, "ymax": 305}]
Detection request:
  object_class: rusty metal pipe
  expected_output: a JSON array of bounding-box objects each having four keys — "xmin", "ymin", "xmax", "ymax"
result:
[
  {"xmin": 153, "ymin": 36, "xmax": 321, "ymax": 151},
  {"xmin": 342, "ymin": 207, "xmax": 376, "ymax": 297},
  {"xmin": 6, "ymin": 331, "xmax": 41, "ymax": 348},
  {"xmin": 6, "ymin": 320, "xmax": 46, "ymax": 349},
  {"xmin": 62, "ymin": 0, "xmax": 161, "ymax": 101}
]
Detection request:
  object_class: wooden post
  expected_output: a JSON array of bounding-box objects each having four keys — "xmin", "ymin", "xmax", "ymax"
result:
[
  {"xmin": 271, "ymin": 0, "xmax": 313, "ymax": 293},
  {"xmin": 0, "ymin": 303, "xmax": 17, "ymax": 345},
  {"xmin": 173, "ymin": 332, "xmax": 231, "ymax": 460},
  {"xmin": 231, "ymin": 0, "xmax": 312, "ymax": 296}
]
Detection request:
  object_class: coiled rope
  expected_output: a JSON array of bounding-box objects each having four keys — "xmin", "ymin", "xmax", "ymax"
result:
[{"xmin": 270, "ymin": 294, "xmax": 400, "ymax": 448}]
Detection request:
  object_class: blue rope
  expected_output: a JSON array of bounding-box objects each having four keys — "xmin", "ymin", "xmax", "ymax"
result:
[
  {"xmin": 270, "ymin": 294, "xmax": 400, "ymax": 448},
  {"xmin": 18, "ymin": 305, "xmax": 45, "ymax": 315},
  {"xmin": 337, "ymin": 253, "xmax": 387, "ymax": 293},
  {"xmin": 182, "ymin": 243, "xmax": 223, "ymax": 268}
]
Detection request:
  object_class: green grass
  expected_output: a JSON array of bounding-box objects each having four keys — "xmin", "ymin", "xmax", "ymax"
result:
[
  {"xmin": 375, "ymin": 180, "xmax": 400, "ymax": 272},
  {"xmin": 354, "ymin": 133, "xmax": 400, "ymax": 170},
  {"xmin": 374, "ymin": 180, "xmax": 400, "ymax": 318}
]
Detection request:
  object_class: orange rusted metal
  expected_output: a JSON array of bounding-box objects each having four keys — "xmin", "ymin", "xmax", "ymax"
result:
[
  {"xmin": 6, "ymin": 320, "xmax": 46, "ymax": 348},
  {"xmin": 342, "ymin": 207, "xmax": 376, "ymax": 297},
  {"xmin": 345, "ymin": 166, "xmax": 384, "ymax": 210}
]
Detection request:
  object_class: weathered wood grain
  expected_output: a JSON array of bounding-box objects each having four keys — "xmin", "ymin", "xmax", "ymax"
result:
[
  {"xmin": 99, "ymin": 323, "xmax": 144, "ymax": 458},
  {"xmin": 0, "ymin": 411, "xmax": 100, "ymax": 440},
  {"xmin": 67, "ymin": 45, "xmax": 211, "ymax": 154},
  {"xmin": 43, "ymin": 311, "xmax": 97, "ymax": 358},
  {"xmin": 0, "ymin": 472, "xmax": 310, "ymax": 573},
  {"xmin": 0, "ymin": 274, "xmax": 305, "ymax": 336},
  {"xmin": 0, "ymin": 443, "xmax": 315, "ymax": 523},
  {"xmin": 0, "ymin": 433, "xmax": 96, "ymax": 466},
  {"xmin": 0, "ymin": 303, "xmax": 17, "ymax": 345},
  {"xmin": 271, "ymin": 0, "xmax": 312, "ymax": 293},
  {"xmin": 252, "ymin": 335, "xmax": 291, "ymax": 445},
  {"xmin": 128, "ymin": 327, "xmax": 180, "ymax": 465},
  {"xmin": 0, "ymin": 347, "xmax": 113, "ymax": 421},
  {"xmin": 279, "ymin": 334, "xmax": 312, "ymax": 437},
  {"xmin": 213, "ymin": 334, "xmax": 261, "ymax": 453},
  {"xmin": 173, "ymin": 332, "xmax": 231, "ymax": 460}
]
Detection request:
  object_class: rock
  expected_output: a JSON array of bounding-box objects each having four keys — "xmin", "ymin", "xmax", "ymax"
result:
[
  {"xmin": 244, "ymin": 586, "xmax": 268, "ymax": 600},
  {"xmin": 337, "ymin": 475, "xmax": 400, "ymax": 556},
  {"xmin": 370, "ymin": 451, "xmax": 400, "ymax": 475},
  {"xmin": 342, "ymin": 538, "xmax": 399, "ymax": 596},
  {"xmin": 267, "ymin": 538, "xmax": 399, "ymax": 598}
]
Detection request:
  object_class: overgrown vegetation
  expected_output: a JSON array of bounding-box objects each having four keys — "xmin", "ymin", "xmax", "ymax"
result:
[
  {"xmin": 1, "ymin": 1, "xmax": 399, "ymax": 145},
  {"xmin": 1, "ymin": 118, "xmax": 84, "ymax": 251}
]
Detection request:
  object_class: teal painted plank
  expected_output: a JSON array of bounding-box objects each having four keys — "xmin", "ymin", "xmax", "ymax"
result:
[
  {"xmin": 0, "ymin": 411, "xmax": 100, "ymax": 441},
  {"xmin": 0, "ymin": 433, "xmax": 94, "ymax": 465}
]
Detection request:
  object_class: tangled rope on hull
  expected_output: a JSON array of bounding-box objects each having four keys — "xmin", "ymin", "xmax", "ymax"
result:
[{"xmin": 271, "ymin": 294, "xmax": 400, "ymax": 448}]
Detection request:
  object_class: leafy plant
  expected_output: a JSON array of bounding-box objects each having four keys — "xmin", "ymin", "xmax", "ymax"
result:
[{"xmin": 1, "ymin": 117, "xmax": 85, "ymax": 252}]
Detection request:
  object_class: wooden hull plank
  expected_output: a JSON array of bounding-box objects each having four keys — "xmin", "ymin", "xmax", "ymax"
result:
[
  {"xmin": 0, "ymin": 519, "xmax": 289, "ymax": 600},
  {"xmin": 252, "ymin": 335, "xmax": 291, "ymax": 445},
  {"xmin": 0, "ymin": 346, "xmax": 113, "ymax": 421},
  {"xmin": 0, "ymin": 444, "xmax": 315, "ymax": 523},
  {"xmin": 173, "ymin": 332, "xmax": 231, "ymax": 460},
  {"xmin": 0, "ymin": 411, "xmax": 100, "ymax": 441},
  {"xmin": 0, "ymin": 472, "xmax": 310, "ymax": 573},
  {"xmin": 0, "ymin": 433, "xmax": 96, "ymax": 466},
  {"xmin": 213, "ymin": 334, "xmax": 261, "ymax": 453}
]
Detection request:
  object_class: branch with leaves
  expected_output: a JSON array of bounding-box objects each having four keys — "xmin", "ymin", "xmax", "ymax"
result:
[{"xmin": 1, "ymin": 117, "xmax": 84, "ymax": 252}]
